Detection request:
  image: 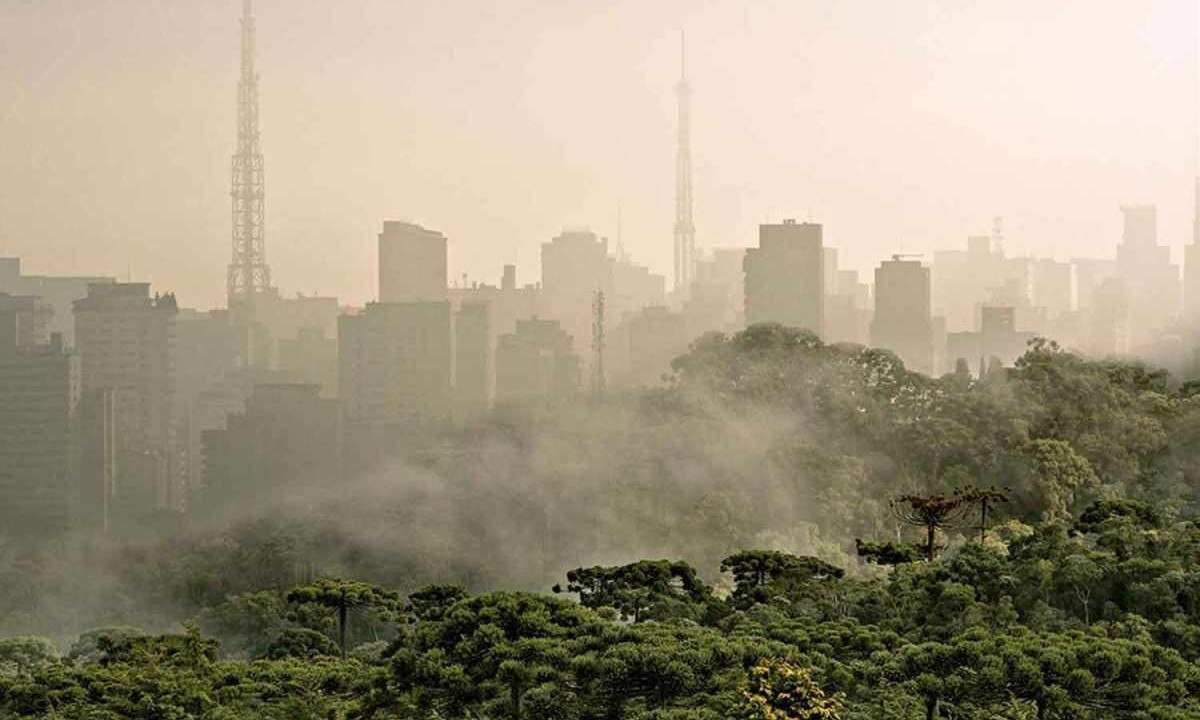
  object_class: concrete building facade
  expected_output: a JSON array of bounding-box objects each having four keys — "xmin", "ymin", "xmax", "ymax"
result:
[
  {"xmin": 379, "ymin": 221, "xmax": 448, "ymax": 303},
  {"xmin": 871, "ymin": 259, "xmax": 933, "ymax": 374},
  {"xmin": 744, "ymin": 220, "xmax": 824, "ymax": 336}
]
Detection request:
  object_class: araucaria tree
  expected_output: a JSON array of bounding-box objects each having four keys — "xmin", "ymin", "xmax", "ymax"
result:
[
  {"xmin": 891, "ymin": 493, "xmax": 969, "ymax": 562},
  {"xmin": 285, "ymin": 578, "xmax": 400, "ymax": 656}
]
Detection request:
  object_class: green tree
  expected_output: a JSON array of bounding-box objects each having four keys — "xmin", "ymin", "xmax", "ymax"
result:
[
  {"xmin": 740, "ymin": 659, "xmax": 844, "ymax": 720},
  {"xmin": 287, "ymin": 578, "xmax": 401, "ymax": 656},
  {"xmin": 721, "ymin": 550, "xmax": 844, "ymax": 610}
]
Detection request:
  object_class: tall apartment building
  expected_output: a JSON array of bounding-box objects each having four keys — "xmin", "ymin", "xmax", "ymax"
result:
[
  {"xmin": 0, "ymin": 257, "xmax": 115, "ymax": 345},
  {"xmin": 1115, "ymin": 205, "xmax": 1179, "ymax": 351},
  {"xmin": 495, "ymin": 318, "xmax": 580, "ymax": 405},
  {"xmin": 0, "ymin": 316, "xmax": 79, "ymax": 541},
  {"xmin": 690, "ymin": 247, "xmax": 746, "ymax": 331},
  {"xmin": 871, "ymin": 259, "xmax": 933, "ymax": 374},
  {"xmin": 744, "ymin": 220, "xmax": 824, "ymax": 336},
  {"xmin": 447, "ymin": 264, "xmax": 544, "ymax": 404},
  {"xmin": 541, "ymin": 230, "xmax": 613, "ymax": 358},
  {"xmin": 454, "ymin": 301, "xmax": 489, "ymax": 415},
  {"xmin": 338, "ymin": 301, "xmax": 452, "ymax": 424},
  {"xmin": 200, "ymin": 383, "xmax": 339, "ymax": 515},
  {"xmin": 378, "ymin": 221, "xmax": 448, "ymax": 303},
  {"xmin": 0, "ymin": 293, "xmax": 52, "ymax": 347},
  {"xmin": 73, "ymin": 283, "xmax": 177, "ymax": 532}
]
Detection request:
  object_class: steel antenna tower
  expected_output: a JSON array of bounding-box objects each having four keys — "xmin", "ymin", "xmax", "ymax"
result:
[
  {"xmin": 228, "ymin": 0, "xmax": 271, "ymax": 311},
  {"xmin": 591, "ymin": 290, "xmax": 606, "ymax": 401},
  {"xmin": 673, "ymin": 31, "xmax": 696, "ymax": 295}
]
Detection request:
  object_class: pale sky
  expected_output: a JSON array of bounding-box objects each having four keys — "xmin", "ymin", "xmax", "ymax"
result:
[{"xmin": 2, "ymin": 0, "xmax": 1197, "ymax": 308}]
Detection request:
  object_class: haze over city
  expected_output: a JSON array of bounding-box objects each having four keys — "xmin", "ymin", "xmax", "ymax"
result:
[
  {"xmin": 8, "ymin": 3, "xmax": 1200, "ymax": 717},
  {"xmin": 3, "ymin": 0, "xmax": 1197, "ymax": 307}
]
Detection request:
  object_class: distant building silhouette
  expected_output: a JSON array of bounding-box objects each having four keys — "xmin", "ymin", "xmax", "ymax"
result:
[
  {"xmin": 0, "ymin": 321, "xmax": 78, "ymax": 542},
  {"xmin": 1185, "ymin": 178, "xmax": 1200, "ymax": 325},
  {"xmin": 495, "ymin": 318, "xmax": 579, "ymax": 405},
  {"xmin": 338, "ymin": 301, "xmax": 452, "ymax": 425},
  {"xmin": 454, "ymin": 300, "xmax": 489, "ymax": 416},
  {"xmin": 617, "ymin": 305, "xmax": 690, "ymax": 387},
  {"xmin": 541, "ymin": 230, "xmax": 613, "ymax": 360},
  {"xmin": 0, "ymin": 257, "xmax": 114, "ymax": 345},
  {"xmin": 201, "ymin": 383, "xmax": 339, "ymax": 515},
  {"xmin": 278, "ymin": 325, "xmax": 337, "ymax": 397},
  {"xmin": 1115, "ymin": 205, "xmax": 1179, "ymax": 352},
  {"xmin": 379, "ymin": 221, "xmax": 448, "ymax": 303},
  {"xmin": 871, "ymin": 258, "xmax": 932, "ymax": 374},
  {"xmin": 74, "ymin": 283, "xmax": 178, "ymax": 533},
  {"xmin": 447, "ymin": 264, "xmax": 544, "ymax": 404},
  {"xmin": 744, "ymin": 220, "xmax": 824, "ymax": 336},
  {"xmin": 946, "ymin": 306, "xmax": 1035, "ymax": 376}
]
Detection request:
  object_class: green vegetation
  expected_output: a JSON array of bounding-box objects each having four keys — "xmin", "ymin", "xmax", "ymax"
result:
[{"xmin": 5, "ymin": 325, "xmax": 1200, "ymax": 717}]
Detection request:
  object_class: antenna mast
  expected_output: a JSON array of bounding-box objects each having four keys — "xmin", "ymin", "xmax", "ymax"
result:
[
  {"xmin": 673, "ymin": 31, "xmax": 696, "ymax": 296},
  {"xmin": 228, "ymin": 0, "xmax": 271, "ymax": 311}
]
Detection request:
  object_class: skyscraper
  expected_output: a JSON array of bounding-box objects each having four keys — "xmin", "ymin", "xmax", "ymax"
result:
[
  {"xmin": 228, "ymin": 0, "xmax": 271, "ymax": 313},
  {"xmin": 1114, "ymin": 205, "xmax": 1179, "ymax": 350},
  {"xmin": 744, "ymin": 220, "xmax": 824, "ymax": 336},
  {"xmin": 74, "ymin": 283, "xmax": 178, "ymax": 532},
  {"xmin": 0, "ymin": 324, "xmax": 78, "ymax": 542},
  {"xmin": 871, "ymin": 258, "xmax": 933, "ymax": 374},
  {"xmin": 673, "ymin": 33, "xmax": 695, "ymax": 295},
  {"xmin": 1186, "ymin": 178, "xmax": 1200, "ymax": 323},
  {"xmin": 378, "ymin": 221, "xmax": 448, "ymax": 303}
]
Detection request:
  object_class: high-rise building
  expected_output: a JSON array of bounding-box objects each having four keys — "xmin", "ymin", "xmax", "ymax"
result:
[
  {"xmin": 338, "ymin": 301, "xmax": 452, "ymax": 425},
  {"xmin": 541, "ymin": 230, "xmax": 613, "ymax": 357},
  {"xmin": 1114, "ymin": 205, "xmax": 1180, "ymax": 350},
  {"xmin": 0, "ymin": 258, "xmax": 114, "ymax": 345},
  {"xmin": 454, "ymin": 301, "xmax": 489, "ymax": 415},
  {"xmin": 871, "ymin": 258, "xmax": 933, "ymax": 374},
  {"xmin": 495, "ymin": 318, "xmax": 580, "ymax": 405},
  {"xmin": 278, "ymin": 325, "xmax": 337, "ymax": 397},
  {"xmin": 744, "ymin": 220, "xmax": 824, "ymax": 336},
  {"xmin": 1030, "ymin": 258, "xmax": 1072, "ymax": 322},
  {"xmin": 73, "ymin": 283, "xmax": 178, "ymax": 532},
  {"xmin": 690, "ymin": 247, "xmax": 746, "ymax": 331},
  {"xmin": 378, "ymin": 221, "xmax": 448, "ymax": 303},
  {"xmin": 200, "ymin": 383, "xmax": 339, "ymax": 515},
  {"xmin": 0, "ymin": 293, "xmax": 52, "ymax": 348},
  {"xmin": 447, "ymin": 264, "xmax": 544, "ymax": 404},
  {"xmin": 945, "ymin": 306, "xmax": 1035, "ymax": 376},
  {"xmin": 619, "ymin": 305, "xmax": 690, "ymax": 387},
  {"xmin": 0, "ymin": 328, "xmax": 79, "ymax": 541},
  {"xmin": 1186, "ymin": 178, "xmax": 1200, "ymax": 324},
  {"xmin": 1089, "ymin": 278, "xmax": 1130, "ymax": 357},
  {"xmin": 825, "ymin": 270, "xmax": 871, "ymax": 345}
]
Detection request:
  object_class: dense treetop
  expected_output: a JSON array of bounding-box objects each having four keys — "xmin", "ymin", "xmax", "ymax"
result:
[{"xmin": 6, "ymin": 325, "xmax": 1200, "ymax": 718}]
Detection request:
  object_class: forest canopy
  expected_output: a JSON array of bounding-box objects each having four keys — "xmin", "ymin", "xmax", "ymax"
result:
[{"xmin": 5, "ymin": 324, "xmax": 1200, "ymax": 718}]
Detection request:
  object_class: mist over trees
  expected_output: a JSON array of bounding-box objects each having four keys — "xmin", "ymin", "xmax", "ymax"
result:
[{"xmin": 5, "ymin": 324, "xmax": 1200, "ymax": 717}]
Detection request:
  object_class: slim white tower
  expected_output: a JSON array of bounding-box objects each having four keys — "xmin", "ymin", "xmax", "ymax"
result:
[{"xmin": 673, "ymin": 33, "xmax": 696, "ymax": 295}]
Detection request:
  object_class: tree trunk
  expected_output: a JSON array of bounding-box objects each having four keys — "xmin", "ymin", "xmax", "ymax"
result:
[
  {"xmin": 925, "ymin": 525, "xmax": 937, "ymax": 562},
  {"xmin": 510, "ymin": 681, "xmax": 522, "ymax": 720},
  {"xmin": 338, "ymin": 603, "xmax": 348, "ymax": 657},
  {"xmin": 925, "ymin": 696, "xmax": 939, "ymax": 720}
]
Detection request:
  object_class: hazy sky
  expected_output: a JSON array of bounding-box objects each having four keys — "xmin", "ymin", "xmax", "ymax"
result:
[{"xmin": 2, "ymin": 0, "xmax": 1197, "ymax": 308}]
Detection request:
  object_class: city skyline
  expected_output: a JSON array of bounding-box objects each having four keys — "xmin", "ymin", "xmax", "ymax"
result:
[{"xmin": 2, "ymin": 0, "xmax": 1198, "ymax": 309}]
